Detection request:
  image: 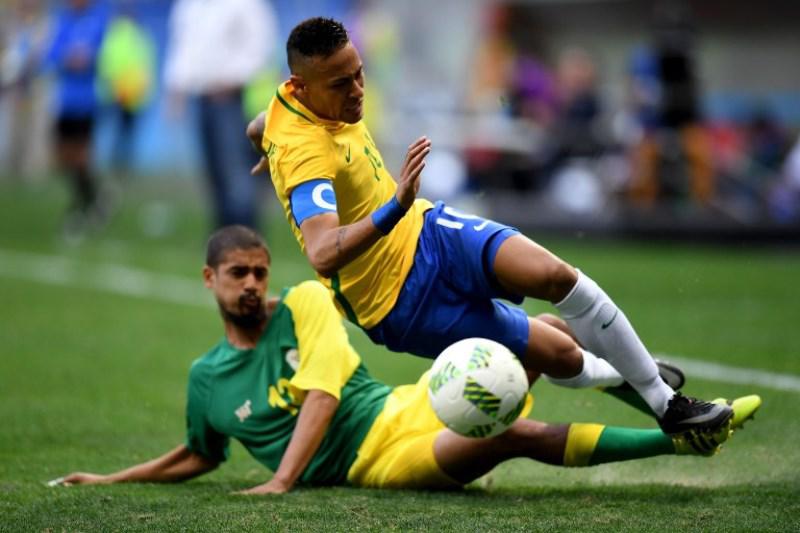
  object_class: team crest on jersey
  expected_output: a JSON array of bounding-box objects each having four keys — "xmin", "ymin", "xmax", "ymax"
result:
[
  {"xmin": 285, "ymin": 348, "xmax": 299, "ymax": 371},
  {"xmin": 235, "ymin": 399, "xmax": 252, "ymax": 422}
]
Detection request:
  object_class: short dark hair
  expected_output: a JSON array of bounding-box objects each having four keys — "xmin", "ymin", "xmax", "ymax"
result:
[
  {"xmin": 286, "ymin": 17, "xmax": 349, "ymax": 73},
  {"xmin": 205, "ymin": 225, "xmax": 270, "ymax": 269}
]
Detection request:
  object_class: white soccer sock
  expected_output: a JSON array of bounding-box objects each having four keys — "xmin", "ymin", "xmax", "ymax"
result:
[
  {"xmin": 554, "ymin": 271, "xmax": 674, "ymax": 417},
  {"xmin": 545, "ymin": 349, "xmax": 625, "ymax": 389}
]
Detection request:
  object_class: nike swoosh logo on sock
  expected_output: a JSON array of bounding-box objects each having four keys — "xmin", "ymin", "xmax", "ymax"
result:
[{"xmin": 601, "ymin": 309, "xmax": 619, "ymax": 329}]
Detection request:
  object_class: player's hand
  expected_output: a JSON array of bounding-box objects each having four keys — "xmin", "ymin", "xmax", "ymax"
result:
[
  {"xmin": 50, "ymin": 473, "xmax": 110, "ymax": 486},
  {"xmin": 235, "ymin": 477, "xmax": 291, "ymax": 495},
  {"xmin": 251, "ymin": 156, "xmax": 269, "ymax": 176},
  {"xmin": 395, "ymin": 136, "xmax": 431, "ymax": 209}
]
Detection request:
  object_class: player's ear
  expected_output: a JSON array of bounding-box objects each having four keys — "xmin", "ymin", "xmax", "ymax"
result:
[
  {"xmin": 202, "ymin": 265, "xmax": 215, "ymax": 288},
  {"xmin": 290, "ymin": 73, "xmax": 307, "ymax": 97}
]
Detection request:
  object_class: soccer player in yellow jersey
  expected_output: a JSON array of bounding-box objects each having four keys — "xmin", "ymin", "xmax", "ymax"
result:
[
  {"xmin": 248, "ymin": 18, "xmax": 731, "ymax": 437},
  {"xmin": 53, "ymin": 226, "xmax": 759, "ymax": 494}
]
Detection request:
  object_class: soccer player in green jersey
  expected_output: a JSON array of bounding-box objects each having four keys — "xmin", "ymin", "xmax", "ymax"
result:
[
  {"xmin": 248, "ymin": 17, "xmax": 732, "ymax": 438},
  {"xmin": 53, "ymin": 226, "xmax": 760, "ymax": 494}
]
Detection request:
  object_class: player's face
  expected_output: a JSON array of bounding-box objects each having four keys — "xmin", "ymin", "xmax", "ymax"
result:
[
  {"xmin": 204, "ymin": 247, "xmax": 270, "ymax": 328},
  {"xmin": 295, "ymin": 42, "xmax": 365, "ymax": 124}
]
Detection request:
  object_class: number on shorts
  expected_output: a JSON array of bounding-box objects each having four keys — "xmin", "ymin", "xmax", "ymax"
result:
[{"xmin": 435, "ymin": 206, "xmax": 490, "ymax": 231}]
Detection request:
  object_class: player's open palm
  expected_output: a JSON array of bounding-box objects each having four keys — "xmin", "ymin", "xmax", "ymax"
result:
[
  {"xmin": 395, "ymin": 136, "xmax": 431, "ymax": 209},
  {"xmin": 58, "ymin": 472, "xmax": 109, "ymax": 486}
]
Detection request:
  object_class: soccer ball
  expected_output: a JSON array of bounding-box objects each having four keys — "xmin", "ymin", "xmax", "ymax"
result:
[{"xmin": 428, "ymin": 338, "xmax": 529, "ymax": 438}]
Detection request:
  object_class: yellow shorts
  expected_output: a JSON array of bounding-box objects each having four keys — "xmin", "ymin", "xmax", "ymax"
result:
[
  {"xmin": 347, "ymin": 371, "xmax": 534, "ymax": 489},
  {"xmin": 347, "ymin": 371, "xmax": 461, "ymax": 489}
]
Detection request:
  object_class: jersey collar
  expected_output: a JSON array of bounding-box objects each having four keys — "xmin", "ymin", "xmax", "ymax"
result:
[{"xmin": 276, "ymin": 80, "xmax": 345, "ymax": 131}]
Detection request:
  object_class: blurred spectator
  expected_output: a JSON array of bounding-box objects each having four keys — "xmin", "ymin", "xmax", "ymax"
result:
[
  {"xmin": 465, "ymin": 4, "xmax": 558, "ymax": 193},
  {"xmin": 628, "ymin": 0, "xmax": 714, "ymax": 208},
  {"xmin": 466, "ymin": 4, "xmax": 517, "ymax": 115},
  {"xmin": 729, "ymin": 110, "xmax": 791, "ymax": 218},
  {"xmin": 164, "ymin": 0, "xmax": 277, "ymax": 230},
  {"xmin": 543, "ymin": 47, "xmax": 603, "ymax": 171},
  {"xmin": 44, "ymin": 0, "xmax": 110, "ymax": 240},
  {"xmin": 769, "ymin": 134, "xmax": 800, "ymax": 224},
  {"xmin": 0, "ymin": 0, "xmax": 51, "ymax": 181},
  {"xmin": 97, "ymin": 1, "xmax": 155, "ymax": 178}
]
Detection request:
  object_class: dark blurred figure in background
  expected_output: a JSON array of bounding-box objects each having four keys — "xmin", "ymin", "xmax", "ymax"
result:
[
  {"xmin": 0, "ymin": 0, "xmax": 51, "ymax": 182},
  {"xmin": 164, "ymin": 0, "xmax": 277, "ymax": 231},
  {"xmin": 767, "ymin": 132, "xmax": 800, "ymax": 225},
  {"xmin": 541, "ymin": 48, "xmax": 603, "ymax": 174},
  {"xmin": 45, "ymin": 0, "xmax": 109, "ymax": 241},
  {"xmin": 629, "ymin": 0, "xmax": 713, "ymax": 209},
  {"xmin": 97, "ymin": 0, "xmax": 155, "ymax": 179}
]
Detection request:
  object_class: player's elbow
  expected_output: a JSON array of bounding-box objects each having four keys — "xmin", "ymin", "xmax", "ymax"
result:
[
  {"xmin": 306, "ymin": 389, "xmax": 340, "ymax": 415},
  {"xmin": 306, "ymin": 250, "xmax": 336, "ymax": 279},
  {"xmin": 246, "ymin": 113, "xmax": 266, "ymax": 150}
]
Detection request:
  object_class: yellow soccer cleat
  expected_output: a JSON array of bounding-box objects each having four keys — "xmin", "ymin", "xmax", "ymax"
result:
[
  {"xmin": 672, "ymin": 419, "xmax": 733, "ymax": 456},
  {"xmin": 712, "ymin": 395, "xmax": 762, "ymax": 430}
]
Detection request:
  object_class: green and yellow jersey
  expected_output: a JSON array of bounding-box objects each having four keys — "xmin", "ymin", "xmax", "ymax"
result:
[
  {"xmin": 261, "ymin": 81, "xmax": 433, "ymax": 329},
  {"xmin": 185, "ymin": 281, "xmax": 391, "ymax": 485}
]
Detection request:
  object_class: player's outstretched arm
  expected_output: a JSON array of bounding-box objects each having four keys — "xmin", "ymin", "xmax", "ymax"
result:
[
  {"xmin": 298, "ymin": 137, "xmax": 431, "ymax": 278},
  {"xmin": 53, "ymin": 444, "xmax": 218, "ymax": 486},
  {"xmin": 238, "ymin": 389, "xmax": 339, "ymax": 495}
]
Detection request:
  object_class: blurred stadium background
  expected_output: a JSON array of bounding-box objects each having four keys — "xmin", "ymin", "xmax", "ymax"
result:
[
  {"xmin": 2, "ymin": 0, "xmax": 799, "ymax": 241},
  {"xmin": 2, "ymin": 1, "xmax": 800, "ymax": 530}
]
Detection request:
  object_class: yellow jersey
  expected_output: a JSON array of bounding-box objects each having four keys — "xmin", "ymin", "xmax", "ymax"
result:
[{"xmin": 262, "ymin": 81, "xmax": 432, "ymax": 329}]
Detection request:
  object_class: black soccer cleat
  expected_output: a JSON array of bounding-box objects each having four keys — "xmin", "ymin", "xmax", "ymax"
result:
[
  {"xmin": 611, "ymin": 359, "xmax": 686, "ymax": 392},
  {"xmin": 658, "ymin": 393, "xmax": 733, "ymax": 435},
  {"xmin": 654, "ymin": 360, "xmax": 685, "ymax": 391}
]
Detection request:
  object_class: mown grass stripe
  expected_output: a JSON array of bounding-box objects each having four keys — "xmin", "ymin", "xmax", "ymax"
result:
[{"xmin": 1, "ymin": 246, "xmax": 799, "ymax": 393}]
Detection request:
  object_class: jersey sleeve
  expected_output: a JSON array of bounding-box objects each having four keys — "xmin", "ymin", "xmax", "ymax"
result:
[
  {"xmin": 185, "ymin": 362, "xmax": 230, "ymax": 463},
  {"xmin": 277, "ymin": 130, "xmax": 339, "ymax": 193},
  {"xmin": 282, "ymin": 281, "xmax": 361, "ymax": 402}
]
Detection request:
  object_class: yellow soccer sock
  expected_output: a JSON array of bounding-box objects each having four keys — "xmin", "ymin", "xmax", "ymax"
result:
[{"xmin": 563, "ymin": 424, "xmax": 675, "ymax": 466}]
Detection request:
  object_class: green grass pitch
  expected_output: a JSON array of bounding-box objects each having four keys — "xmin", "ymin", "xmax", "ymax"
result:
[{"xmin": 1, "ymin": 181, "xmax": 799, "ymax": 531}]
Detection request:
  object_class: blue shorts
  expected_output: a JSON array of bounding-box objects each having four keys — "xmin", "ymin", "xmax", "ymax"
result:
[{"xmin": 366, "ymin": 201, "xmax": 529, "ymax": 359}]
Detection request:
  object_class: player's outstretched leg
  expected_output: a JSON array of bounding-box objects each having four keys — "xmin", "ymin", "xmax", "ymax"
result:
[
  {"xmin": 432, "ymin": 416, "xmax": 736, "ymax": 485},
  {"xmin": 535, "ymin": 312, "xmax": 686, "ymax": 416},
  {"xmin": 492, "ymin": 235, "xmax": 731, "ymax": 435}
]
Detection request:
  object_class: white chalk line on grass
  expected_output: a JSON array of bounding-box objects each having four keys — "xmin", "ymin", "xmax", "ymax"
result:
[
  {"xmin": 657, "ymin": 355, "xmax": 800, "ymax": 394},
  {"xmin": 0, "ymin": 248, "xmax": 211, "ymax": 309},
  {"xmin": 2, "ymin": 247, "xmax": 799, "ymax": 393}
]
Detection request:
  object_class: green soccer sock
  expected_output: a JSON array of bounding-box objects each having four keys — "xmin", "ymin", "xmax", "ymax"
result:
[
  {"xmin": 563, "ymin": 424, "xmax": 675, "ymax": 467},
  {"xmin": 599, "ymin": 386, "xmax": 656, "ymax": 417}
]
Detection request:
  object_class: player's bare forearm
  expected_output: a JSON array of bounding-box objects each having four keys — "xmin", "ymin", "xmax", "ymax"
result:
[
  {"xmin": 300, "ymin": 213, "xmax": 385, "ymax": 278},
  {"xmin": 56, "ymin": 444, "xmax": 218, "ymax": 486},
  {"xmin": 240, "ymin": 390, "xmax": 339, "ymax": 494}
]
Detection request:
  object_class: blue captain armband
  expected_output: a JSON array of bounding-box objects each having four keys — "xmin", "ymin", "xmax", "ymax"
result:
[
  {"xmin": 371, "ymin": 196, "xmax": 408, "ymax": 235},
  {"xmin": 290, "ymin": 179, "xmax": 338, "ymax": 226}
]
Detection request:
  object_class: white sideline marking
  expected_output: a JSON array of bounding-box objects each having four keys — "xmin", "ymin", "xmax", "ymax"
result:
[
  {"xmin": 0, "ymin": 248, "xmax": 211, "ymax": 308},
  {"xmin": 659, "ymin": 355, "xmax": 800, "ymax": 393},
  {"xmin": 2, "ymin": 247, "xmax": 800, "ymax": 393}
]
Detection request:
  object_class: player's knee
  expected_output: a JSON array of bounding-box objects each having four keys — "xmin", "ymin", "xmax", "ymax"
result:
[
  {"xmin": 534, "ymin": 312, "xmax": 564, "ymax": 330},
  {"xmin": 545, "ymin": 261, "xmax": 578, "ymax": 303},
  {"xmin": 496, "ymin": 419, "xmax": 551, "ymax": 452}
]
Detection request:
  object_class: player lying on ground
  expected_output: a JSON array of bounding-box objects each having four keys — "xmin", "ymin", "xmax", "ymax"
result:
[
  {"xmin": 247, "ymin": 17, "xmax": 732, "ymax": 438},
  {"xmin": 53, "ymin": 226, "xmax": 760, "ymax": 494}
]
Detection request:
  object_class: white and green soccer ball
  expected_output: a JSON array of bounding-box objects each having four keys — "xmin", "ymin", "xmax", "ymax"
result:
[{"xmin": 428, "ymin": 338, "xmax": 529, "ymax": 438}]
